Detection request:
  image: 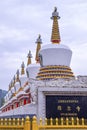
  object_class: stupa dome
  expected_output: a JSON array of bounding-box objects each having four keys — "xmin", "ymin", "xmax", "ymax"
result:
[
  {"xmin": 26, "ymin": 63, "xmax": 40, "ymax": 79},
  {"xmin": 39, "ymin": 43, "xmax": 72, "ymax": 67}
]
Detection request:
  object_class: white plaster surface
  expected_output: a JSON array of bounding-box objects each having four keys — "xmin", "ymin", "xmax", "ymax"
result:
[
  {"xmin": 0, "ymin": 104, "xmax": 37, "ymax": 117},
  {"xmin": 20, "ymin": 75, "xmax": 28, "ymax": 87},
  {"xmin": 39, "ymin": 44, "xmax": 72, "ymax": 67},
  {"xmin": 26, "ymin": 63, "xmax": 40, "ymax": 79},
  {"xmin": 1, "ymin": 76, "xmax": 87, "ymax": 119}
]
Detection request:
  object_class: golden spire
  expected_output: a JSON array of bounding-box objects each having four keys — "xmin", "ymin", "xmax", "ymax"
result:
[
  {"xmin": 27, "ymin": 50, "xmax": 32, "ymax": 66},
  {"xmin": 51, "ymin": 7, "xmax": 61, "ymax": 44},
  {"xmin": 16, "ymin": 69, "xmax": 20, "ymax": 82},
  {"xmin": 10, "ymin": 80, "xmax": 13, "ymax": 88},
  {"xmin": 13, "ymin": 75, "xmax": 16, "ymax": 85},
  {"xmin": 21, "ymin": 62, "xmax": 25, "ymax": 75},
  {"xmin": 35, "ymin": 34, "xmax": 42, "ymax": 63}
]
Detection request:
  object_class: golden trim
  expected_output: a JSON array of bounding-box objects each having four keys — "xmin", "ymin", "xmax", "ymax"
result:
[
  {"xmin": 51, "ymin": 17, "xmax": 60, "ymax": 44},
  {"xmin": 37, "ymin": 65, "xmax": 74, "ymax": 80}
]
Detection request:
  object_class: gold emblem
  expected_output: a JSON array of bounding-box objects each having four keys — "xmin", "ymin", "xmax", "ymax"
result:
[
  {"xmin": 57, "ymin": 105, "xmax": 62, "ymax": 111},
  {"xmin": 76, "ymin": 106, "xmax": 80, "ymax": 112}
]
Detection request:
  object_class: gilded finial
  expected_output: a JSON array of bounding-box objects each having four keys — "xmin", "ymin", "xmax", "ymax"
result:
[
  {"xmin": 21, "ymin": 62, "xmax": 25, "ymax": 75},
  {"xmin": 11, "ymin": 80, "xmax": 14, "ymax": 88},
  {"xmin": 39, "ymin": 34, "xmax": 40, "ymax": 38},
  {"xmin": 9, "ymin": 83, "xmax": 11, "ymax": 91},
  {"xmin": 27, "ymin": 50, "xmax": 32, "ymax": 65},
  {"xmin": 51, "ymin": 7, "xmax": 61, "ymax": 44},
  {"xmin": 36, "ymin": 34, "xmax": 42, "ymax": 43},
  {"xmin": 51, "ymin": 7, "xmax": 60, "ymax": 19},
  {"xmin": 13, "ymin": 75, "xmax": 16, "ymax": 85},
  {"xmin": 35, "ymin": 34, "xmax": 42, "ymax": 63},
  {"xmin": 16, "ymin": 69, "xmax": 20, "ymax": 82},
  {"xmin": 54, "ymin": 7, "xmax": 57, "ymax": 11}
]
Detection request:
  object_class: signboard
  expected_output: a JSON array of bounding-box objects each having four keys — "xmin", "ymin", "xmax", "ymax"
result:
[{"xmin": 46, "ymin": 95, "xmax": 87, "ymax": 118}]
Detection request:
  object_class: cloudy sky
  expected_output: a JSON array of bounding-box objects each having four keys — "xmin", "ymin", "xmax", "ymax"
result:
[{"xmin": 0, "ymin": 0, "xmax": 87, "ymax": 90}]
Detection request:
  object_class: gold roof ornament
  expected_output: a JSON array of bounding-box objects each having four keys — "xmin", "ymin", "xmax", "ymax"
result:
[
  {"xmin": 16, "ymin": 69, "xmax": 20, "ymax": 82},
  {"xmin": 10, "ymin": 80, "xmax": 14, "ymax": 88},
  {"xmin": 51, "ymin": 7, "xmax": 61, "ymax": 44},
  {"xmin": 13, "ymin": 75, "xmax": 16, "ymax": 85},
  {"xmin": 21, "ymin": 62, "xmax": 25, "ymax": 75},
  {"xmin": 35, "ymin": 34, "xmax": 42, "ymax": 63},
  {"xmin": 27, "ymin": 50, "xmax": 32, "ymax": 66}
]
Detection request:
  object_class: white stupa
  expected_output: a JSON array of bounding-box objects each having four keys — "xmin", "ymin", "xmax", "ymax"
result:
[
  {"xmin": 37, "ymin": 7, "xmax": 74, "ymax": 80},
  {"xmin": 26, "ymin": 35, "xmax": 42, "ymax": 79}
]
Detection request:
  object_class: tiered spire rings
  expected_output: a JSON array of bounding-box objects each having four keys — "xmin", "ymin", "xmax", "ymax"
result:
[
  {"xmin": 21, "ymin": 62, "xmax": 25, "ymax": 75},
  {"xmin": 16, "ymin": 69, "xmax": 20, "ymax": 82},
  {"xmin": 35, "ymin": 34, "xmax": 42, "ymax": 63},
  {"xmin": 51, "ymin": 7, "xmax": 61, "ymax": 44},
  {"xmin": 13, "ymin": 75, "xmax": 16, "ymax": 85},
  {"xmin": 27, "ymin": 50, "xmax": 32, "ymax": 66}
]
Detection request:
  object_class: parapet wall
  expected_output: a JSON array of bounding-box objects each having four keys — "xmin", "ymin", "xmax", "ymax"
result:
[{"xmin": 0, "ymin": 103, "xmax": 37, "ymax": 117}]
